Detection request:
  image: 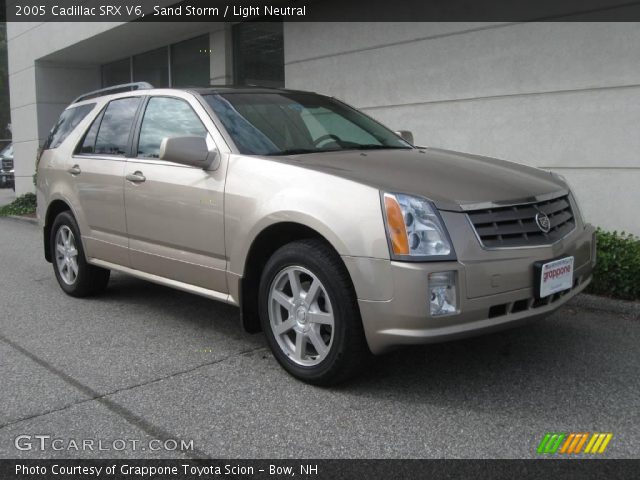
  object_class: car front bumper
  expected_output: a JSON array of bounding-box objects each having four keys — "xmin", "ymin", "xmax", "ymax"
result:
[{"xmin": 343, "ymin": 223, "xmax": 596, "ymax": 354}]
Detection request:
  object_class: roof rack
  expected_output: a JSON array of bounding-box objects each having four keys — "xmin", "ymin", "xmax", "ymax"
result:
[
  {"xmin": 207, "ymin": 84, "xmax": 281, "ymax": 89},
  {"xmin": 72, "ymin": 82, "xmax": 154, "ymax": 104}
]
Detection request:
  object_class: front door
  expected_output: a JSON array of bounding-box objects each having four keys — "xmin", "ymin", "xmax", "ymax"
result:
[{"xmin": 124, "ymin": 94, "xmax": 227, "ymax": 294}]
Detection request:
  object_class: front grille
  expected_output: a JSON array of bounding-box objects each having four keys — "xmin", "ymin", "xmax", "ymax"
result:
[
  {"xmin": 1, "ymin": 158, "xmax": 13, "ymax": 171},
  {"xmin": 467, "ymin": 194, "xmax": 575, "ymax": 248}
]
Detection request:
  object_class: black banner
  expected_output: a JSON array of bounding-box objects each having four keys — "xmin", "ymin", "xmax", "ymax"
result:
[
  {"xmin": 5, "ymin": 0, "xmax": 640, "ymax": 22},
  {"xmin": 1, "ymin": 459, "xmax": 639, "ymax": 480}
]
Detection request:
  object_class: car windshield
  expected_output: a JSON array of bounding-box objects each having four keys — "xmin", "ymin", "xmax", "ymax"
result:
[{"xmin": 204, "ymin": 92, "xmax": 412, "ymax": 155}]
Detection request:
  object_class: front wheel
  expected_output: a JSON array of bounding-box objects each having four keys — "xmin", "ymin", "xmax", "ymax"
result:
[
  {"xmin": 259, "ymin": 239, "xmax": 370, "ymax": 385},
  {"xmin": 50, "ymin": 211, "xmax": 110, "ymax": 297}
]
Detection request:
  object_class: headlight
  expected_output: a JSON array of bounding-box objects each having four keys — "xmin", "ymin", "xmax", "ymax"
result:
[{"xmin": 382, "ymin": 192, "xmax": 455, "ymax": 260}]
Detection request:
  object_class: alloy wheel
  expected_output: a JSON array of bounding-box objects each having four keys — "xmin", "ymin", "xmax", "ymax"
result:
[
  {"xmin": 55, "ymin": 225, "xmax": 79, "ymax": 285},
  {"xmin": 268, "ymin": 265, "xmax": 335, "ymax": 366}
]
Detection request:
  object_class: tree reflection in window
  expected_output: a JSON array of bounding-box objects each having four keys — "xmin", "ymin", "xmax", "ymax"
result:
[
  {"xmin": 137, "ymin": 97, "xmax": 207, "ymax": 159},
  {"xmin": 94, "ymin": 97, "xmax": 141, "ymax": 156}
]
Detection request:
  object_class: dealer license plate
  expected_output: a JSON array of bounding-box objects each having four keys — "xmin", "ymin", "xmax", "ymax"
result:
[{"xmin": 539, "ymin": 256, "xmax": 574, "ymax": 298}]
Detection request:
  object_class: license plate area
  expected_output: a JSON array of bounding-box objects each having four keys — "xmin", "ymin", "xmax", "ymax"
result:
[{"xmin": 534, "ymin": 256, "xmax": 574, "ymax": 299}]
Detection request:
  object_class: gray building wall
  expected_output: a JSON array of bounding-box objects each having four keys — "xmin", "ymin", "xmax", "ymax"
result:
[
  {"xmin": 285, "ymin": 22, "xmax": 640, "ymax": 235},
  {"xmin": 7, "ymin": 21, "xmax": 640, "ymax": 235}
]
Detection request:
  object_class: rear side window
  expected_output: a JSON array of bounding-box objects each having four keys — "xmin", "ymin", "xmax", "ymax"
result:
[
  {"xmin": 43, "ymin": 104, "xmax": 95, "ymax": 150},
  {"xmin": 81, "ymin": 97, "xmax": 141, "ymax": 156},
  {"xmin": 77, "ymin": 108, "xmax": 104, "ymax": 154}
]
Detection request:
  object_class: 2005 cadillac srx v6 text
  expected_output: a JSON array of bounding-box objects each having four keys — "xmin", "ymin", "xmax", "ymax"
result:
[{"xmin": 37, "ymin": 83, "xmax": 596, "ymax": 384}]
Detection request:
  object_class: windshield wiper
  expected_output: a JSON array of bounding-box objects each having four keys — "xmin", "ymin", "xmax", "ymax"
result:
[
  {"xmin": 348, "ymin": 145, "xmax": 413, "ymax": 151},
  {"xmin": 266, "ymin": 145, "xmax": 411, "ymax": 156},
  {"xmin": 265, "ymin": 148, "xmax": 320, "ymax": 156}
]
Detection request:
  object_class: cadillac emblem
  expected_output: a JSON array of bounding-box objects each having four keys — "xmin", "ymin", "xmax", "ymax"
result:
[{"xmin": 535, "ymin": 212, "xmax": 551, "ymax": 233}]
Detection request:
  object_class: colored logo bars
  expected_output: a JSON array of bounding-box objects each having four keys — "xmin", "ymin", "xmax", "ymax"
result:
[{"xmin": 537, "ymin": 433, "xmax": 613, "ymax": 455}]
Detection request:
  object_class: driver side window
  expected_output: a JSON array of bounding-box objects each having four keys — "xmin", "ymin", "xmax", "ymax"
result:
[{"xmin": 137, "ymin": 97, "xmax": 207, "ymax": 159}]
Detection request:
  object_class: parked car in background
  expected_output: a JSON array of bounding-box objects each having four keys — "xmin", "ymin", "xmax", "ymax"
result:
[
  {"xmin": 0, "ymin": 143, "xmax": 14, "ymax": 190},
  {"xmin": 37, "ymin": 83, "xmax": 596, "ymax": 384}
]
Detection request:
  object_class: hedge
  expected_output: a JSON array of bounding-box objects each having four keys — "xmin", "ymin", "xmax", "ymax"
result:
[
  {"xmin": 0, "ymin": 193, "xmax": 37, "ymax": 217},
  {"xmin": 587, "ymin": 228, "xmax": 640, "ymax": 301}
]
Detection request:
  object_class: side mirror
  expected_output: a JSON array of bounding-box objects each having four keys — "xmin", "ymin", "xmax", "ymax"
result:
[
  {"xmin": 395, "ymin": 130, "xmax": 414, "ymax": 145},
  {"xmin": 159, "ymin": 136, "xmax": 219, "ymax": 170}
]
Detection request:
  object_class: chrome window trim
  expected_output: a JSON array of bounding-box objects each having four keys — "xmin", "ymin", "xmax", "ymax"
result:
[{"xmin": 71, "ymin": 154, "xmax": 126, "ymax": 162}]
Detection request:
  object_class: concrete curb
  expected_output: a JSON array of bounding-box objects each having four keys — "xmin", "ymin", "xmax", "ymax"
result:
[
  {"xmin": 3, "ymin": 215, "xmax": 38, "ymax": 225},
  {"xmin": 568, "ymin": 293, "xmax": 640, "ymax": 317}
]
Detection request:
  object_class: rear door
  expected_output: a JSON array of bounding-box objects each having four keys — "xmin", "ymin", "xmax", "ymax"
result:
[
  {"xmin": 70, "ymin": 96, "xmax": 143, "ymax": 266},
  {"xmin": 124, "ymin": 93, "xmax": 228, "ymax": 294}
]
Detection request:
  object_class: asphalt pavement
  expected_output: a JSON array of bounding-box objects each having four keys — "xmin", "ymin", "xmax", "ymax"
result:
[{"xmin": 0, "ymin": 217, "xmax": 638, "ymax": 459}]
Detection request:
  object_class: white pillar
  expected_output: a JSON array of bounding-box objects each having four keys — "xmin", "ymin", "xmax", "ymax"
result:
[{"xmin": 210, "ymin": 25, "xmax": 233, "ymax": 85}]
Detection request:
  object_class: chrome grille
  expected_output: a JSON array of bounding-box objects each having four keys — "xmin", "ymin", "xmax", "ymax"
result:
[
  {"xmin": 1, "ymin": 158, "xmax": 12, "ymax": 171},
  {"xmin": 467, "ymin": 195, "xmax": 575, "ymax": 248}
]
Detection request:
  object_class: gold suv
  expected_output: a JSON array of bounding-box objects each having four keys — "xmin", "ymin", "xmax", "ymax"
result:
[{"xmin": 37, "ymin": 83, "xmax": 596, "ymax": 384}]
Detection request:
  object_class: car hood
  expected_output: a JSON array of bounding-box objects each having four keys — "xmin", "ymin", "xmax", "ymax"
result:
[{"xmin": 264, "ymin": 148, "xmax": 567, "ymax": 211}]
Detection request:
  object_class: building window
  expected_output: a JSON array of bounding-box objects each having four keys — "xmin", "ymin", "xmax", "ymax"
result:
[
  {"xmin": 133, "ymin": 47, "xmax": 169, "ymax": 88},
  {"xmin": 102, "ymin": 58, "xmax": 131, "ymax": 87},
  {"xmin": 233, "ymin": 22, "xmax": 284, "ymax": 87},
  {"xmin": 171, "ymin": 35, "xmax": 210, "ymax": 87},
  {"xmin": 101, "ymin": 34, "xmax": 210, "ymax": 88}
]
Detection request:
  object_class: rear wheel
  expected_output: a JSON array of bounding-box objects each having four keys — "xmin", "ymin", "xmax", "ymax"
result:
[
  {"xmin": 259, "ymin": 239, "xmax": 370, "ymax": 385},
  {"xmin": 51, "ymin": 211, "xmax": 110, "ymax": 297}
]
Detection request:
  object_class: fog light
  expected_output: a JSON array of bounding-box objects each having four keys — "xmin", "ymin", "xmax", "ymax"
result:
[{"xmin": 429, "ymin": 271, "xmax": 458, "ymax": 316}]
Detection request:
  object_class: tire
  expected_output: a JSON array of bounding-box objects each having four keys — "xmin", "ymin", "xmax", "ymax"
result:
[
  {"xmin": 259, "ymin": 239, "xmax": 371, "ymax": 385},
  {"xmin": 50, "ymin": 211, "xmax": 110, "ymax": 297}
]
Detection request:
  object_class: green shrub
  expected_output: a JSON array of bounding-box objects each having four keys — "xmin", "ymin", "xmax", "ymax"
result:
[
  {"xmin": 587, "ymin": 228, "xmax": 640, "ymax": 301},
  {"xmin": 0, "ymin": 193, "xmax": 37, "ymax": 217}
]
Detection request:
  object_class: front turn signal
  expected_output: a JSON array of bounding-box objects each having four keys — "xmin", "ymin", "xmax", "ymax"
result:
[{"xmin": 384, "ymin": 194, "xmax": 410, "ymax": 255}]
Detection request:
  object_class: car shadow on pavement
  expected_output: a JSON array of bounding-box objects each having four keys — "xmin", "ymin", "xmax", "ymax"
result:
[
  {"xmin": 94, "ymin": 272, "xmax": 246, "ymax": 337},
  {"xmin": 346, "ymin": 308, "xmax": 626, "ymax": 421},
  {"xmin": 95, "ymin": 273, "xmax": 625, "ymax": 420}
]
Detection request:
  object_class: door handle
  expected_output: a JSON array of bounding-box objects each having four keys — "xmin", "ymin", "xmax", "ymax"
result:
[
  {"xmin": 126, "ymin": 171, "xmax": 146, "ymax": 183},
  {"xmin": 68, "ymin": 165, "xmax": 81, "ymax": 176}
]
